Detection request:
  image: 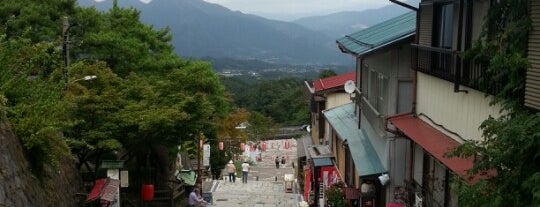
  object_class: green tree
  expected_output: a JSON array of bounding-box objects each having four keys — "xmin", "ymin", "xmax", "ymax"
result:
[
  {"xmin": 229, "ymin": 77, "xmax": 308, "ymax": 125},
  {"xmin": 451, "ymin": 1, "xmax": 540, "ymax": 206},
  {"xmin": 247, "ymin": 111, "xmax": 279, "ymax": 141},
  {"xmin": 75, "ymin": 3, "xmax": 182, "ymax": 77},
  {"xmin": 319, "ymin": 69, "xmax": 337, "ymax": 78},
  {"xmin": 61, "ymin": 61, "xmax": 123, "ymax": 174},
  {"xmin": 0, "ymin": 0, "xmax": 77, "ymax": 41},
  {"xmin": 0, "ymin": 36, "xmax": 69, "ymax": 170}
]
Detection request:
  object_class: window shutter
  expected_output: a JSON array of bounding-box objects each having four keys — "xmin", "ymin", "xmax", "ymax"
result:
[
  {"xmin": 526, "ymin": 0, "xmax": 540, "ymax": 110},
  {"xmin": 418, "ymin": 2, "xmax": 433, "ymax": 46}
]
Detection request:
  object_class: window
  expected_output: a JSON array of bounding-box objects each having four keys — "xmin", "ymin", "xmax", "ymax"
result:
[
  {"xmin": 434, "ymin": 3, "xmax": 454, "ymax": 49},
  {"xmin": 377, "ymin": 73, "xmax": 388, "ymax": 115},
  {"xmin": 432, "ymin": 3, "xmax": 454, "ymax": 75},
  {"xmin": 367, "ymin": 70, "xmax": 388, "ymax": 115}
]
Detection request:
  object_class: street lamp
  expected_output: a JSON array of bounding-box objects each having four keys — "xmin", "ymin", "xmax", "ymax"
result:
[
  {"xmin": 61, "ymin": 75, "xmax": 97, "ymax": 96},
  {"xmin": 69, "ymin": 75, "xmax": 97, "ymax": 83}
]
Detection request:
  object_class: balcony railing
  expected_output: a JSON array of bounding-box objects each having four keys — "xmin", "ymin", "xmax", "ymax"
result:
[{"xmin": 411, "ymin": 44, "xmax": 493, "ymax": 93}]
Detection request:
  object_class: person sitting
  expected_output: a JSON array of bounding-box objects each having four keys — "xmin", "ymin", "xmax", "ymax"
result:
[{"xmin": 188, "ymin": 187, "xmax": 206, "ymax": 207}]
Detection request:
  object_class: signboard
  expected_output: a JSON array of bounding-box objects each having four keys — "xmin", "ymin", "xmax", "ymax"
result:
[
  {"xmin": 120, "ymin": 170, "xmax": 129, "ymax": 187},
  {"xmin": 203, "ymin": 144, "xmax": 211, "ymax": 167}
]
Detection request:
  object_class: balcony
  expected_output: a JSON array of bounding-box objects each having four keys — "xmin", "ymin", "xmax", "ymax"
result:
[{"xmin": 411, "ymin": 44, "xmax": 495, "ymax": 93}]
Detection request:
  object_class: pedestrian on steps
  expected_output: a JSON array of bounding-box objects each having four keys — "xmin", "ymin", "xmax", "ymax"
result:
[
  {"xmin": 242, "ymin": 160, "xmax": 250, "ymax": 183},
  {"xmin": 226, "ymin": 160, "xmax": 236, "ymax": 183},
  {"xmin": 275, "ymin": 156, "xmax": 280, "ymax": 169}
]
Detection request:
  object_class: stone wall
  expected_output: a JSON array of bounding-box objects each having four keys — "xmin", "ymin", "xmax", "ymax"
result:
[{"xmin": 0, "ymin": 118, "xmax": 82, "ymax": 207}]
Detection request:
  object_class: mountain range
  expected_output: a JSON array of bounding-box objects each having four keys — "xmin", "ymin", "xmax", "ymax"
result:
[
  {"xmin": 293, "ymin": 0, "xmax": 419, "ymax": 38},
  {"xmin": 77, "ymin": 0, "xmax": 418, "ymax": 65}
]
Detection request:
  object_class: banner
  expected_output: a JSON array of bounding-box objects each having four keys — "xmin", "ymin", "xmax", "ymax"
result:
[{"xmin": 203, "ymin": 144, "xmax": 210, "ymax": 167}]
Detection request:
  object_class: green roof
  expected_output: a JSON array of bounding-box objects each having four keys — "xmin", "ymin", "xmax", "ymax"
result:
[
  {"xmin": 323, "ymin": 103, "xmax": 386, "ymax": 177},
  {"xmin": 336, "ymin": 11, "xmax": 416, "ymax": 56},
  {"xmin": 100, "ymin": 160, "xmax": 124, "ymax": 169},
  {"xmin": 313, "ymin": 157, "xmax": 334, "ymax": 167}
]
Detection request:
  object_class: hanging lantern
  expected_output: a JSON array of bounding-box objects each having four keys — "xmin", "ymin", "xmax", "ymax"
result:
[
  {"xmin": 219, "ymin": 142, "xmax": 224, "ymax": 151},
  {"xmin": 141, "ymin": 184, "xmax": 154, "ymax": 202},
  {"xmin": 261, "ymin": 142, "xmax": 266, "ymax": 151},
  {"xmin": 240, "ymin": 143, "xmax": 245, "ymax": 151}
]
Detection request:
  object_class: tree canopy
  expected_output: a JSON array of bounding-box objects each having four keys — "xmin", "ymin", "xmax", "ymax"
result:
[
  {"xmin": 223, "ymin": 77, "xmax": 309, "ymax": 125},
  {"xmin": 0, "ymin": 0, "xmax": 230, "ymax": 181}
]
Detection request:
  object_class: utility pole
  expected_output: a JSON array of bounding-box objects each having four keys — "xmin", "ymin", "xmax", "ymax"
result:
[
  {"xmin": 197, "ymin": 132, "xmax": 203, "ymax": 186},
  {"xmin": 62, "ymin": 16, "xmax": 70, "ymax": 83}
]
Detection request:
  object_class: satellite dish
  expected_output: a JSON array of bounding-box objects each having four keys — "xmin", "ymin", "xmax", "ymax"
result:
[
  {"xmin": 344, "ymin": 80, "xmax": 356, "ymax": 94},
  {"xmin": 378, "ymin": 174, "xmax": 390, "ymax": 186}
]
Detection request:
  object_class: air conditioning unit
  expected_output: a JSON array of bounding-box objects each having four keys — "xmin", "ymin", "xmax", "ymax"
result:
[{"xmin": 414, "ymin": 192, "xmax": 423, "ymax": 207}]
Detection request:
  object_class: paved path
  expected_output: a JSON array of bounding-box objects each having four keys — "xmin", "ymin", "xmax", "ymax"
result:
[{"xmin": 205, "ymin": 139, "xmax": 303, "ymax": 207}]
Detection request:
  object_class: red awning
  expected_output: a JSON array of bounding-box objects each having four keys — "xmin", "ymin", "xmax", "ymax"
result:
[
  {"xmin": 87, "ymin": 179, "xmax": 106, "ymax": 202},
  {"xmin": 343, "ymin": 187, "xmax": 360, "ymax": 200},
  {"xmin": 304, "ymin": 167, "xmax": 312, "ymax": 201},
  {"xmin": 389, "ymin": 115, "xmax": 478, "ymax": 183},
  {"xmin": 86, "ymin": 178, "xmax": 120, "ymax": 202}
]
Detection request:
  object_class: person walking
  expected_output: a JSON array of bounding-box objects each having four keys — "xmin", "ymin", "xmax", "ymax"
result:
[
  {"xmin": 226, "ymin": 160, "xmax": 236, "ymax": 183},
  {"xmin": 281, "ymin": 156, "xmax": 286, "ymax": 168},
  {"xmin": 241, "ymin": 160, "xmax": 250, "ymax": 183},
  {"xmin": 275, "ymin": 156, "xmax": 280, "ymax": 169}
]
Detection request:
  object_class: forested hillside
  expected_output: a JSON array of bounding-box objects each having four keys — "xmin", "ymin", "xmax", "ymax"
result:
[{"xmin": 221, "ymin": 76, "xmax": 310, "ymax": 126}]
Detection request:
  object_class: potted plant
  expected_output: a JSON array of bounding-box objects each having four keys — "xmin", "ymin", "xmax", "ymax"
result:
[{"xmin": 326, "ymin": 182, "xmax": 347, "ymax": 207}]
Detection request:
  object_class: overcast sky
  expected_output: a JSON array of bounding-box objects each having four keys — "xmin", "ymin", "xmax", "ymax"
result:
[{"xmin": 202, "ymin": 0, "xmax": 394, "ymax": 21}]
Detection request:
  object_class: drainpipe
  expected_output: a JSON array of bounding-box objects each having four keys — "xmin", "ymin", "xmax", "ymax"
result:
[
  {"xmin": 454, "ymin": 0, "xmax": 468, "ymax": 93},
  {"xmin": 384, "ymin": 2, "xmax": 420, "ymax": 135},
  {"xmin": 357, "ymin": 57, "xmax": 364, "ymax": 129}
]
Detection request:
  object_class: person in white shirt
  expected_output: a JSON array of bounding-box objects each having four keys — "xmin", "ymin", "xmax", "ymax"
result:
[{"xmin": 241, "ymin": 161, "xmax": 250, "ymax": 183}]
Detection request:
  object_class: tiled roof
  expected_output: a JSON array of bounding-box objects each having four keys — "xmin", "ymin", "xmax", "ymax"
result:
[
  {"xmin": 337, "ymin": 11, "xmax": 416, "ymax": 56},
  {"xmin": 313, "ymin": 71, "xmax": 356, "ymax": 93}
]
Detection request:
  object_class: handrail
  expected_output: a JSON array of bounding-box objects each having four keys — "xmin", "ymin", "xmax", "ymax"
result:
[
  {"xmin": 361, "ymin": 96, "xmax": 380, "ymax": 117},
  {"xmin": 411, "ymin": 43, "xmax": 454, "ymax": 54}
]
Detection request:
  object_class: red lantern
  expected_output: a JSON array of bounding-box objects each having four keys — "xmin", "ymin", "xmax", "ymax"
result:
[
  {"xmin": 141, "ymin": 184, "xmax": 154, "ymax": 202},
  {"xmin": 219, "ymin": 142, "xmax": 224, "ymax": 151},
  {"xmin": 240, "ymin": 143, "xmax": 245, "ymax": 151},
  {"xmin": 261, "ymin": 142, "xmax": 266, "ymax": 151}
]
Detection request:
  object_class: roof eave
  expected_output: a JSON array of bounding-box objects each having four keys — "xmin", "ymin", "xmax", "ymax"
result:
[
  {"xmin": 356, "ymin": 32, "xmax": 415, "ymax": 57},
  {"xmin": 336, "ymin": 41, "xmax": 359, "ymax": 57}
]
